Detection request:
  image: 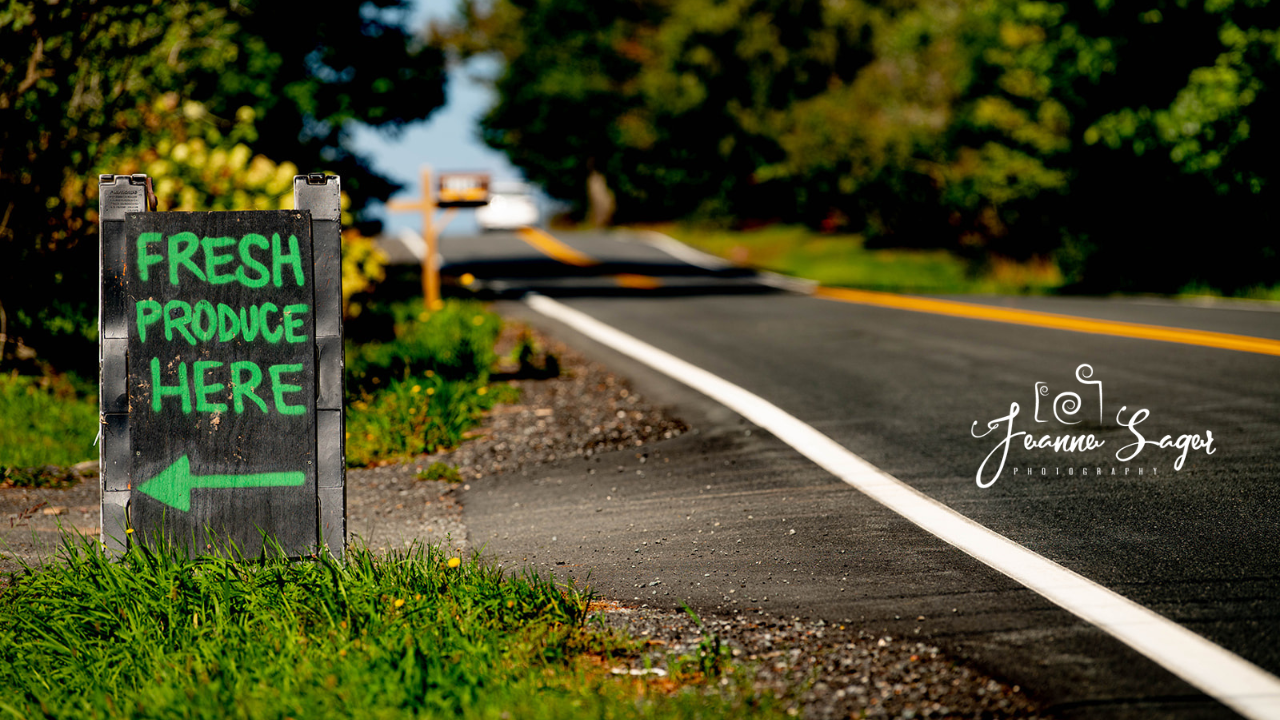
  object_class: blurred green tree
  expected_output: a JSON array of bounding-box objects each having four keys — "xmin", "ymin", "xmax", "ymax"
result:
[
  {"xmin": 449, "ymin": 0, "xmax": 876, "ymax": 223},
  {"xmin": 0, "ymin": 0, "xmax": 445, "ymax": 374},
  {"xmin": 447, "ymin": 0, "xmax": 661, "ymax": 219},
  {"xmin": 1063, "ymin": 0, "xmax": 1278, "ymax": 292},
  {"xmin": 448, "ymin": 0, "xmax": 1277, "ymax": 292}
]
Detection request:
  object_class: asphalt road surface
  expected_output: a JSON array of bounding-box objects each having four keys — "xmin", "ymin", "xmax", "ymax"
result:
[{"xmin": 437, "ymin": 228, "xmax": 1280, "ymax": 719}]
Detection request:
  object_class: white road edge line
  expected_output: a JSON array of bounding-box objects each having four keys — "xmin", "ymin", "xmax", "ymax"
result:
[
  {"xmin": 626, "ymin": 229, "xmax": 731, "ymax": 270},
  {"xmin": 525, "ymin": 292, "xmax": 1280, "ymax": 720},
  {"xmin": 629, "ymin": 229, "xmax": 818, "ymax": 294}
]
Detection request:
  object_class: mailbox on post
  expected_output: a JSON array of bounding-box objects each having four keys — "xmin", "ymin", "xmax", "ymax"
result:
[
  {"xmin": 98, "ymin": 174, "xmax": 346, "ymax": 559},
  {"xmin": 436, "ymin": 172, "xmax": 490, "ymax": 208}
]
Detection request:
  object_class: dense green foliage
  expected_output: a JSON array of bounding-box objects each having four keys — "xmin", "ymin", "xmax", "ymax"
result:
[
  {"xmin": 1, "ymin": 0, "xmax": 446, "ymax": 374},
  {"xmin": 347, "ymin": 300, "xmax": 502, "ymax": 386},
  {"xmin": 345, "ymin": 372, "xmax": 517, "ymax": 467},
  {"xmin": 0, "ymin": 372, "xmax": 97, "ymax": 485},
  {"xmin": 345, "ymin": 300, "xmax": 516, "ymax": 467},
  {"xmin": 448, "ymin": 0, "xmax": 1278, "ymax": 293},
  {"xmin": 0, "ymin": 537, "xmax": 778, "ymax": 718}
]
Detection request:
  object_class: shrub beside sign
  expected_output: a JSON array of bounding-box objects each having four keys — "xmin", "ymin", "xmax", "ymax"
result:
[{"xmin": 98, "ymin": 174, "xmax": 345, "ymax": 558}]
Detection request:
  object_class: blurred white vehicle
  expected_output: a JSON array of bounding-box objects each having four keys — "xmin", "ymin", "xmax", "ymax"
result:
[{"xmin": 475, "ymin": 181, "xmax": 540, "ymax": 231}]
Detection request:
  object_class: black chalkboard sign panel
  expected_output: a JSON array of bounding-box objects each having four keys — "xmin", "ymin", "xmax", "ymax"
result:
[{"xmin": 125, "ymin": 210, "xmax": 317, "ymax": 556}]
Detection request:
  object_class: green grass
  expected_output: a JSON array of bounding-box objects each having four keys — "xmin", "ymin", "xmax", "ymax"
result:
[
  {"xmin": 344, "ymin": 299, "xmax": 518, "ymax": 467},
  {"xmin": 346, "ymin": 300, "xmax": 502, "ymax": 386},
  {"xmin": 345, "ymin": 374, "xmax": 517, "ymax": 467},
  {"xmin": 655, "ymin": 223, "xmax": 1065, "ymax": 294},
  {"xmin": 416, "ymin": 461, "xmax": 462, "ymax": 483},
  {"xmin": 0, "ymin": 536, "xmax": 783, "ymax": 719},
  {"xmin": 1178, "ymin": 281, "xmax": 1280, "ymax": 303},
  {"xmin": 0, "ymin": 372, "xmax": 98, "ymax": 487}
]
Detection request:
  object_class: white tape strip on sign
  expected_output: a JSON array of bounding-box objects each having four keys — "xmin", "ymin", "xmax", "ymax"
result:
[{"xmin": 525, "ymin": 292, "xmax": 1280, "ymax": 720}]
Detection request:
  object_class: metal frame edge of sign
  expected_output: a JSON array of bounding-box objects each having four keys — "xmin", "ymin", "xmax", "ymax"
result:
[
  {"xmin": 98, "ymin": 174, "xmax": 148, "ymax": 558},
  {"xmin": 97, "ymin": 173, "xmax": 347, "ymax": 561},
  {"xmin": 294, "ymin": 174, "xmax": 347, "ymax": 561}
]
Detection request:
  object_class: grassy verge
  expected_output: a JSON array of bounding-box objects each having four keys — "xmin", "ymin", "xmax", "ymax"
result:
[
  {"xmin": 0, "ymin": 536, "xmax": 782, "ymax": 719},
  {"xmin": 653, "ymin": 224, "xmax": 1280, "ymax": 302},
  {"xmin": 0, "ymin": 372, "xmax": 98, "ymax": 487},
  {"xmin": 1177, "ymin": 281, "xmax": 1280, "ymax": 302},
  {"xmin": 344, "ymin": 299, "xmax": 519, "ymax": 466},
  {"xmin": 650, "ymin": 223, "xmax": 1064, "ymax": 294}
]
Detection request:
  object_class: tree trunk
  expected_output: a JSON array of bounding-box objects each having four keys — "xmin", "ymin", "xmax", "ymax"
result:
[{"xmin": 587, "ymin": 169, "xmax": 615, "ymax": 228}]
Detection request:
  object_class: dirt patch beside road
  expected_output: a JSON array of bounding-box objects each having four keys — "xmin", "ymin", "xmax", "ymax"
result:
[{"xmin": 346, "ymin": 322, "xmax": 685, "ymax": 552}]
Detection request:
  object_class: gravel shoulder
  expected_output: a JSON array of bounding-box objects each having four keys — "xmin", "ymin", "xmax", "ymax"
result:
[
  {"xmin": 344, "ymin": 320, "xmax": 687, "ymax": 556},
  {"xmin": 425, "ymin": 322, "xmax": 1049, "ymax": 719},
  {"xmin": 593, "ymin": 601, "xmax": 1044, "ymax": 719},
  {"xmin": 0, "ymin": 472, "xmax": 99, "ymax": 574},
  {"xmin": 0, "ymin": 319, "xmax": 1049, "ymax": 718}
]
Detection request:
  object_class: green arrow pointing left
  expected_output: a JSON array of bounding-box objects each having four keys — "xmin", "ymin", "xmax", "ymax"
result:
[{"xmin": 137, "ymin": 455, "xmax": 305, "ymax": 512}]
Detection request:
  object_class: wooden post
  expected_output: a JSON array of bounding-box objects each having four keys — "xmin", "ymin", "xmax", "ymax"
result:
[
  {"xmin": 421, "ymin": 166, "xmax": 438, "ymax": 309},
  {"xmin": 387, "ymin": 165, "xmax": 440, "ymax": 310},
  {"xmin": 386, "ymin": 166, "xmax": 466, "ymax": 310}
]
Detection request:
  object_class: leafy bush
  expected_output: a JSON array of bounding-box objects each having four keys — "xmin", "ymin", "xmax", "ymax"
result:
[
  {"xmin": 347, "ymin": 301, "xmax": 502, "ymax": 387},
  {"xmin": 346, "ymin": 374, "xmax": 517, "ymax": 467},
  {"xmin": 3, "ymin": 0, "xmax": 447, "ymax": 374},
  {"xmin": 340, "ymin": 230, "xmax": 388, "ymax": 318},
  {"xmin": 344, "ymin": 300, "xmax": 515, "ymax": 467},
  {"xmin": 0, "ymin": 373, "xmax": 97, "ymax": 486}
]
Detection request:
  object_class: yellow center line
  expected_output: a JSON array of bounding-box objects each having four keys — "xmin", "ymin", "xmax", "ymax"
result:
[
  {"xmin": 515, "ymin": 227, "xmax": 599, "ymax": 267},
  {"xmin": 814, "ymin": 286, "xmax": 1280, "ymax": 357},
  {"xmin": 614, "ymin": 273, "xmax": 664, "ymax": 289},
  {"xmin": 514, "ymin": 227, "xmax": 667, "ymax": 289}
]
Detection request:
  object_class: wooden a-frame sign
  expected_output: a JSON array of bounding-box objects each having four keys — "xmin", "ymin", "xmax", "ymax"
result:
[{"xmin": 98, "ymin": 174, "xmax": 345, "ymax": 558}]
